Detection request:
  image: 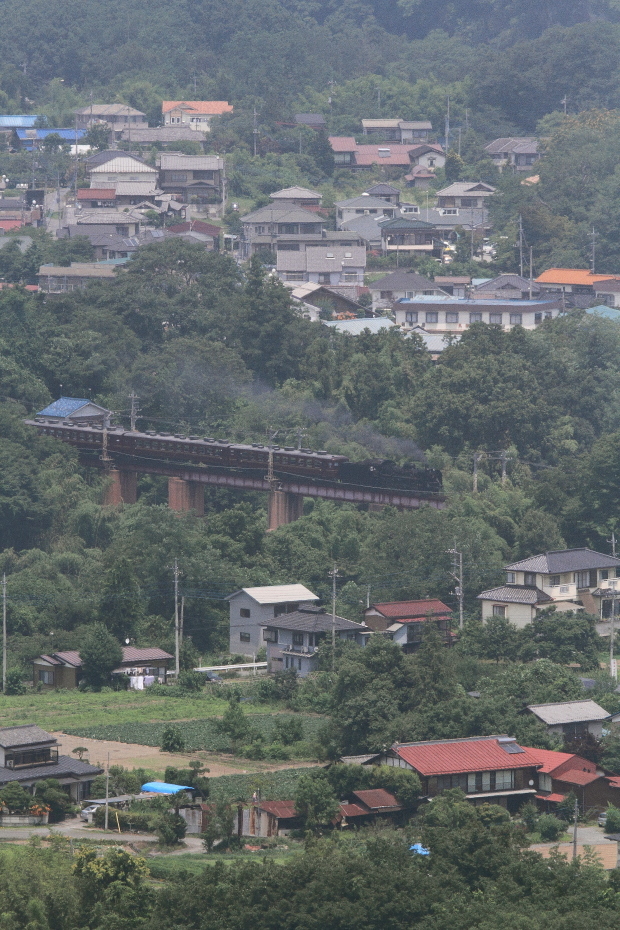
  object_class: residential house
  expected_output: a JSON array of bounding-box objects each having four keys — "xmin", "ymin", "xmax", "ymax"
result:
[
  {"xmin": 242, "ymin": 789, "xmax": 402, "ymax": 836},
  {"xmin": 76, "ymin": 211, "xmax": 141, "ymax": 236},
  {"xmin": 277, "ymin": 244, "xmax": 366, "ymax": 286},
  {"xmin": 471, "ymin": 273, "xmax": 542, "ymax": 300},
  {"xmin": 35, "ymin": 397, "xmax": 110, "ymax": 423},
  {"xmin": 528, "ymin": 746, "xmax": 620, "ymax": 813},
  {"xmin": 593, "ymin": 279, "xmax": 620, "ymax": 308},
  {"xmin": 157, "ymin": 154, "xmax": 224, "ymax": 205},
  {"xmin": 364, "ymin": 183, "xmax": 401, "ymax": 205},
  {"xmin": 88, "ymin": 154, "xmax": 158, "ymax": 189},
  {"xmin": 329, "ymin": 137, "xmax": 443, "ymax": 171},
  {"xmin": 408, "ymin": 326, "xmax": 459, "ymax": 359},
  {"xmin": 75, "ymin": 104, "xmax": 148, "ymax": 136},
  {"xmin": 484, "ymin": 138, "xmax": 541, "ymax": 172},
  {"xmin": 404, "ymin": 165, "xmax": 437, "ymax": 189},
  {"xmin": 361, "ymin": 119, "xmax": 432, "ymax": 143},
  {"xmin": 162, "ymin": 101, "xmax": 233, "ymax": 131},
  {"xmin": 364, "ymin": 598, "xmax": 452, "ymax": 632},
  {"xmin": 373, "ymin": 735, "xmax": 541, "ymax": 812},
  {"xmin": 367, "ymin": 270, "xmax": 448, "ymax": 312},
  {"xmin": 264, "ymin": 606, "xmax": 370, "ymax": 676},
  {"xmin": 77, "ymin": 188, "xmax": 117, "ymax": 209},
  {"xmin": 37, "ymin": 262, "xmax": 121, "ymax": 293},
  {"xmin": 436, "ymin": 181, "xmax": 496, "ymax": 209},
  {"xmin": 16, "ymin": 128, "xmax": 87, "ymax": 151},
  {"xmin": 269, "ymin": 187, "xmax": 323, "ymax": 211},
  {"xmin": 239, "ymin": 205, "xmax": 324, "ymax": 259},
  {"xmin": 535, "ymin": 269, "xmax": 620, "ymax": 307},
  {"xmin": 294, "ymin": 113, "xmax": 326, "ymax": 130},
  {"xmin": 394, "ymin": 297, "xmax": 562, "ymax": 333},
  {"xmin": 380, "ymin": 216, "xmax": 443, "ymax": 256},
  {"xmin": 226, "ymin": 584, "xmax": 319, "ymax": 656},
  {"xmin": 32, "ymin": 647, "xmax": 173, "ymax": 690},
  {"xmin": 335, "ymin": 195, "xmax": 397, "ymax": 228},
  {"xmin": 478, "ymin": 547, "xmax": 620, "ymax": 627},
  {"xmin": 527, "ymin": 700, "xmax": 610, "ymax": 740},
  {"xmin": 119, "ymin": 127, "xmax": 203, "ymax": 146},
  {"xmin": 0, "ymin": 725, "xmax": 102, "ymax": 801},
  {"xmin": 56, "ymin": 225, "xmax": 139, "ymax": 261},
  {"xmin": 434, "ymin": 276, "xmax": 471, "ymax": 298},
  {"xmin": 339, "ymin": 214, "xmax": 385, "ymax": 250},
  {"xmin": 287, "ymin": 281, "xmax": 364, "ymax": 319}
]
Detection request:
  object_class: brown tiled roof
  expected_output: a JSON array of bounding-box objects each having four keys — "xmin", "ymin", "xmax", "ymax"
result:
[{"xmin": 352, "ymin": 789, "xmax": 401, "ymax": 811}]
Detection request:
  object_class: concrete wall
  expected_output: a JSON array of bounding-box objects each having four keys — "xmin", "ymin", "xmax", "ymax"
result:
[
  {"xmin": 228, "ymin": 593, "xmax": 281, "ymax": 656},
  {"xmin": 481, "ymin": 601, "xmax": 534, "ymax": 628}
]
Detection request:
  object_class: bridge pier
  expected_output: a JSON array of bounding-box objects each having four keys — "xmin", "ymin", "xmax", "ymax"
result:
[
  {"xmin": 168, "ymin": 477, "xmax": 205, "ymax": 515},
  {"xmin": 103, "ymin": 468, "xmax": 137, "ymax": 506},
  {"xmin": 267, "ymin": 490, "xmax": 304, "ymax": 531}
]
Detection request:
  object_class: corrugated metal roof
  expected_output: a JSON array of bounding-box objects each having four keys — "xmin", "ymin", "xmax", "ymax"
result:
[
  {"xmin": 75, "ymin": 104, "xmax": 145, "ymax": 117},
  {"xmin": 536, "ymin": 268, "xmax": 617, "ymax": 286},
  {"xmin": 78, "ymin": 189, "xmax": 116, "ymax": 200},
  {"xmin": 338, "ymin": 802, "xmax": 369, "ymax": 818},
  {"xmin": 536, "ymin": 792, "xmax": 566, "ymax": 802},
  {"xmin": 121, "ymin": 647, "xmax": 173, "ymax": 663},
  {"xmin": 159, "ymin": 154, "xmax": 223, "ymax": 171},
  {"xmin": 352, "ymin": 789, "xmax": 401, "ymax": 810},
  {"xmin": 257, "ymin": 800, "xmax": 298, "ymax": 818},
  {"xmin": 555, "ymin": 768, "xmax": 601, "ymax": 786},
  {"xmin": 91, "ymin": 158, "xmax": 157, "ymax": 175},
  {"xmin": 227, "ymin": 585, "xmax": 318, "ymax": 605},
  {"xmin": 393, "ymin": 736, "xmax": 540, "ymax": 776},
  {"xmin": 528, "ymin": 700, "xmax": 609, "ymax": 726},
  {"xmin": 0, "ymin": 116, "xmax": 39, "ymax": 128},
  {"xmin": 270, "ymin": 187, "xmax": 322, "ymax": 199},
  {"xmin": 370, "ymin": 599, "xmax": 451, "ymax": 619},
  {"xmin": 477, "ymin": 585, "xmax": 552, "ymax": 605},
  {"xmin": 505, "ymin": 548, "xmax": 620, "ymax": 573},
  {"xmin": 323, "ymin": 318, "xmax": 395, "ymax": 335},
  {"xmin": 522, "ymin": 747, "xmax": 593, "ymax": 777},
  {"xmin": 36, "ymin": 397, "xmax": 91, "ymax": 417},
  {"xmin": 0, "ymin": 725, "xmax": 55, "ymax": 748}
]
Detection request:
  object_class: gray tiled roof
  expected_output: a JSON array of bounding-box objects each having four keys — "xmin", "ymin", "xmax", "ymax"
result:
[
  {"xmin": 0, "ymin": 755, "xmax": 103, "ymax": 785},
  {"xmin": 367, "ymin": 270, "xmax": 442, "ymax": 292},
  {"xmin": 505, "ymin": 548, "xmax": 620, "ymax": 574},
  {"xmin": 335, "ymin": 195, "xmax": 397, "ymax": 210},
  {"xmin": 477, "ymin": 585, "xmax": 553, "ymax": 605},
  {"xmin": 266, "ymin": 607, "xmax": 368, "ymax": 634},
  {"xmin": 0, "ymin": 725, "xmax": 56, "ymax": 748},
  {"xmin": 527, "ymin": 700, "xmax": 609, "ymax": 726},
  {"xmin": 240, "ymin": 205, "xmax": 321, "ymax": 224}
]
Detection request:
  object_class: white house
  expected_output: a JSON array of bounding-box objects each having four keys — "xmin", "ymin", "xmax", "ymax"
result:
[
  {"xmin": 527, "ymin": 700, "xmax": 610, "ymax": 740},
  {"xmin": 478, "ymin": 548, "xmax": 620, "ymax": 628},
  {"xmin": 226, "ymin": 584, "xmax": 319, "ymax": 656},
  {"xmin": 276, "ymin": 245, "xmax": 366, "ymax": 286},
  {"xmin": 366, "ymin": 269, "xmax": 448, "ymax": 312},
  {"xmin": 394, "ymin": 297, "xmax": 562, "ymax": 334},
  {"xmin": 89, "ymin": 155, "xmax": 158, "ymax": 188},
  {"xmin": 162, "ymin": 101, "xmax": 233, "ymax": 131}
]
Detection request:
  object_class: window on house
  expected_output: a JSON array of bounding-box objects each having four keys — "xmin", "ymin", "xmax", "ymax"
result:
[
  {"xmin": 489, "ymin": 313, "xmax": 503, "ymax": 325},
  {"xmin": 544, "ymin": 311, "xmax": 553, "ymax": 319},
  {"xmin": 506, "ymin": 572, "xmax": 516, "ymax": 584},
  {"xmin": 240, "ymin": 632, "xmax": 251, "ymax": 642},
  {"xmin": 539, "ymin": 773, "xmax": 552, "ymax": 792},
  {"xmin": 318, "ymin": 273, "xmax": 331, "ymax": 284},
  {"xmin": 437, "ymin": 773, "xmax": 468, "ymax": 791},
  {"xmin": 495, "ymin": 770, "xmax": 514, "ymax": 790},
  {"xmin": 38, "ymin": 669, "xmax": 54, "ymax": 685},
  {"xmin": 551, "ymin": 575, "xmax": 561, "ymax": 586},
  {"xmin": 510, "ymin": 313, "xmax": 522, "ymax": 325},
  {"xmin": 380, "ymin": 291, "xmax": 391, "ymax": 299},
  {"xmin": 535, "ymin": 312, "xmax": 543, "ymax": 323},
  {"xmin": 341, "ymin": 273, "xmax": 359, "ymax": 282},
  {"xmin": 601, "ymin": 570, "xmax": 609, "ymax": 581},
  {"xmin": 240, "ymin": 608, "xmax": 251, "ymax": 618},
  {"xmin": 469, "ymin": 312, "xmax": 482, "ymax": 323},
  {"xmin": 263, "ymin": 629, "xmax": 278, "ymax": 643},
  {"xmin": 575, "ymin": 570, "xmax": 596, "ymax": 589},
  {"xmin": 292, "ymin": 632, "xmax": 304, "ymax": 646},
  {"xmin": 524, "ymin": 572, "xmax": 536, "ymax": 586},
  {"xmin": 426, "ymin": 312, "xmax": 438, "ymax": 323},
  {"xmin": 170, "ymin": 172, "xmax": 188, "ymax": 181},
  {"xmin": 378, "ymin": 148, "xmax": 391, "ymax": 157},
  {"xmin": 492, "ymin": 605, "xmax": 506, "ymax": 617},
  {"xmin": 405, "ymin": 311, "xmax": 418, "ymax": 324},
  {"xmin": 446, "ymin": 312, "xmax": 459, "ymax": 323}
]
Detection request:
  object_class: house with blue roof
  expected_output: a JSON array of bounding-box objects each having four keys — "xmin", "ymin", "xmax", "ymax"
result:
[
  {"xmin": 16, "ymin": 128, "xmax": 86, "ymax": 151},
  {"xmin": 36, "ymin": 397, "xmax": 110, "ymax": 422}
]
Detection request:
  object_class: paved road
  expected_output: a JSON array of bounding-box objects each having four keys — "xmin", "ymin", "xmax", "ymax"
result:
[{"xmin": 0, "ymin": 817, "xmax": 207, "ymax": 852}]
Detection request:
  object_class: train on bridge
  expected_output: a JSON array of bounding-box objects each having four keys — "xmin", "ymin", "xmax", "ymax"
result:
[{"xmin": 30, "ymin": 419, "xmax": 443, "ymax": 496}]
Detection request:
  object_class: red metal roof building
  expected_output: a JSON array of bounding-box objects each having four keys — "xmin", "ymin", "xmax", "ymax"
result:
[{"xmin": 364, "ymin": 598, "xmax": 452, "ymax": 631}]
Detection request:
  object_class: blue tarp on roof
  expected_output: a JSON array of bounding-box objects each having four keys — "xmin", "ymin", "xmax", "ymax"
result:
[
  {"xmin": 585, "ymin": 305, "xmax": 620, "ymax": 321},
  {"xmin": 141, "ymin": 782, "xmax": 192, "ymax": 794},
  {"xmin": 0, "ymin": 116, "xmax": 40, "ymax": 128},
  {"xmin": 37, "ymin": 397, "xmax": 91, "ymax": 417},
  {"xmin": 16, "ymin": 128, "xmax": 86, "ymax": 141}
]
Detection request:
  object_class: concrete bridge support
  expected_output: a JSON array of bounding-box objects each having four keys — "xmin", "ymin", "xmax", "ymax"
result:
[
  {"xmin": 103, "ymin": 468, "xmax": 138, "ymax": 506},
  {"xmin": 168, "ymin": 477, "xmax": 205, "ymax": 515},
  {"xmin": 267, "ymin": 490, "xmax": 304, "ymax": 531}
]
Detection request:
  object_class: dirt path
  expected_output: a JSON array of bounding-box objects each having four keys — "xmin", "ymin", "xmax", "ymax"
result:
[{"xmin": 53, "ymin": 732, "xmax": 317, "ymax": 778}]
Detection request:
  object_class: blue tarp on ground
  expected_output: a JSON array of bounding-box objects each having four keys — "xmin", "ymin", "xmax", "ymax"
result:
[
  {"xmin": 410, "ymin": 843, "xmax": 430, "ymax": 855},
  {"xmin": 141, "ymin": 782, "xmax": 192, "ymax": 794}
]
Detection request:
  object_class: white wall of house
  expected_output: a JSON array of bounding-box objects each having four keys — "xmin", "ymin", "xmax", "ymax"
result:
[
  {"xmin": 227, "ymin": 593, "xmax": 315, "ymax": 656},
  {"xmin": 481, "ymin": 601, "xmax": 535, "ymax": 628},
  {"xmin": 394, "ymin": 304, "xmax": 559, "ymax": 332}
]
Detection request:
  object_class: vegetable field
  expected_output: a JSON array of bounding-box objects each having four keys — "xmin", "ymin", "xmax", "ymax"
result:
[
  {"xmin": 65, "ymin": 715, "xmax": 326, "ymax": 752},
  {"xmin": 208, "ymin": 766, "xmax": 321, "ymax": 803}
]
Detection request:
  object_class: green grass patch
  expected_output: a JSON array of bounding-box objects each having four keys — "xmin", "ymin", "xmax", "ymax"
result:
[
  {"xmin": 148, "ymin": 845, "xmax": 300, "ymax": 878},
  {"xmin": 65, "ymin": 715, "xmax": 326, "ymax": 753},
  {"xmin": 208, "ymin": 766, "xmax": 321, "ymax": 803},
  {"xmin": 0, "ymin": 689, "xmax": 280, "ymax": 732}
]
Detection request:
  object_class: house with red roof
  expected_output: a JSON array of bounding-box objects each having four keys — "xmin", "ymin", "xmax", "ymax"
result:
[
  {"xmin": 526, "ymin": 745, "xmax": 620, "ymax": 813},
  {"xmin": 242, "ymin": 788, "xmax": 403, "ymax": 836},
  {"xmin": 363, "ymin": 598, "xmax": 453, "ymax": 652},
  {"xmin": 329, "ymin": 137, "xmax": 445, "ymax": 172}
]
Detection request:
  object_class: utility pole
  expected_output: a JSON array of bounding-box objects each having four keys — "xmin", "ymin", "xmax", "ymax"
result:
[
  {"xmin": 253, "ymin": 107, "xmax": 258, "ymax": 158},
  {"xmin": 366, "ymin": 584, "xmax": 371, "ymax": 609},
  {"xmin": 172, "ymin": 559, "xmax": 181, "ymax": 677},
  {"xmin": 447, "ymin": 547, "xmax": 464, "ymax": 629},
  {"xmin": 529, "ymin": 246, "xmax": 533, "ymax": 299},
  {"xmin": 445, "ymin": 96, "xmax": 450, "ymax": 152},
  {"xmin": 457, "ymin": 127, "xmax": 462, "ymax": 157},
  {"xmin": 473, "ymin": 452, "xmax": 482, "ymax": 493},
  {"xmin": 572, "ymin": 797, "xmax": 579, "ymax": 860},
  {"xmin": 500, "ymin": 450, "xmax": 508, "ymax": 486},
  {"xmin": 591, "ymin": 226, "xmax": 596, "ymax": 273},
  {"xmin": 608, "ymin": 531, "xmax": 617, "ymax": 558},
  {"xmin": 2, "ymin": 573, "xmax": 6, "ymax": 694},
  {"xmin": 518, "ymin": 214, "xmax": 524, "ymax": 278},
  {"xmin": 104, "ymin": 752, "xmax": 110, "ymax": 831},
  {"xmin": 296, "ymin": 427, "xmax": 307, "ymax": 451},
  {"xmin": 328, "ymin": 564, "xmax": 340, "ymax": 671},
  {"xmin": 180, "ymin": 596, "xmax": 184, "ymax": 645},
  {"xmin": 129, "ymin": 391, "xmax": 139, "ymax": 432},
  {"xmin": 610, "ymin": 586, "xmax": 617, "ymax": 680}
]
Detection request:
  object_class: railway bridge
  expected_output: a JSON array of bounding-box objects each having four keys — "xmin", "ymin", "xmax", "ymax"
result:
[{"xmin": 27, "ymin": 417, "xmax": 445, "ymax": 530}]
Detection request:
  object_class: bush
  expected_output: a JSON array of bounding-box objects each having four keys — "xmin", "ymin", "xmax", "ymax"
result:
[
  {"xmin": 178, "ymin": 670, "xmax": 205, "ymax": 692},
  {"xmin": 519, "ymin": 800, "xmax": 539, "ymax": 833},
  {"xmin": 272, "ymin": 716, "xmax": 304, "ymax": 745},
  {"xmin": 161, "ymin": 726, "xmax": 185, "ymax": 753},
  {"xmin": 93, "ymin": 806, "xmax": 152, "ymax": 832},
  {"xmin": 537, "ymin": 814, "xmax": 565, "ymax": 841},
  {"xmin": 0, "ymin": 782, "xmax": 33, "ymax": 813},
  {"xmin": 4, "ymin": 668, "xmax": 26, "ymax": 695},
  {"xmin": 155, "ymin": 811, "xmax": 187, "ymax": 846},
  {"xmin": 604, "ymin": 805, "xmax": 620, "ymax": 833}
]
